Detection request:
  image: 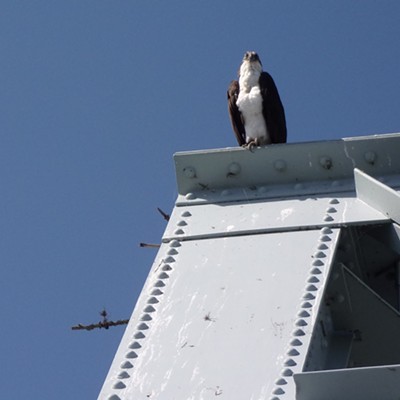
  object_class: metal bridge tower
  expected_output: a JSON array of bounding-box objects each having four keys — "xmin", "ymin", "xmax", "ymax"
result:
[{"xmin": 100, "ymin": 133, "xmax": 400, "ymax": 400}]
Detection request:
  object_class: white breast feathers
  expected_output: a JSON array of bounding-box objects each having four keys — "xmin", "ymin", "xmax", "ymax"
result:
[{"xmin": 236, "ymin": 64, "xmax": 269, "ymax": 144}]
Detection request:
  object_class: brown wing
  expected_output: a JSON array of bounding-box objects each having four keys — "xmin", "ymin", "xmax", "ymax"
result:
[
  {"xmin": 227, "ymin": 80, "xmax": 246, "ymax": 146},
  {"xmin": 259, "ymin": 72, "xmax": 287, "ymax": 144}
]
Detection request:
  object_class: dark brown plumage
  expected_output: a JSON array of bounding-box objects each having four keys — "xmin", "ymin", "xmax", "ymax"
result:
[{"xmin": 227, "ymin": 52, "xmax": 287, "ymax": 147}]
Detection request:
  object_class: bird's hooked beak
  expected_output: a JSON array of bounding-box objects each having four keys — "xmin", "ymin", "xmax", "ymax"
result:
[{"xmin": 243, "ymin": 51, "xmax": 262, "ymax": 65}]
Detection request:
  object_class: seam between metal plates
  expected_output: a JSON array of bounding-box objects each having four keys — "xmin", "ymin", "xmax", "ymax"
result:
[{"xmin": 269, "ymin": 225, "xmax": 339, "ymax": 400}]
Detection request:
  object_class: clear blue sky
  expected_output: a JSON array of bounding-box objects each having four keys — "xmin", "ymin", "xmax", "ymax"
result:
[{"xmin": 1, "ymin": 1, "xmax": 399, "ymax": 399}]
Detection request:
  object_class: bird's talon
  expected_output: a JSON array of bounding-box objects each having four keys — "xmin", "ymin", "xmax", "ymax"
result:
[{"xmin": 245, "ymin": 141, "xmax": 257, "ymax": 152}]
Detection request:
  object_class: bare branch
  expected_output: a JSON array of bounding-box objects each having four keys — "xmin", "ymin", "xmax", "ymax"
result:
[
  {"xmin": 139, "ymin": 242, "xmax": 160, "ymax": 248},
  {"xmin": 157, "ymin": 207, "xmax": 170, "ymax": 221},
  {"xmin": 71, "ymin": 319, "xmax": 129, "ymax": 331}
]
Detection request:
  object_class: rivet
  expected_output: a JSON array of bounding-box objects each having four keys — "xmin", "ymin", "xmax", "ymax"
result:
[
  {"xmin": 298, "ymin": 310, "xmax": 310, "ymax": 317},
  {"xmin": 290, "ymin": 338, "xmax": 303, "ymax": 347},
  {"xmin": 364, "ymin": 151, "xmax": 377, "ymax": 165},
  {"xmin": 321, "ymin": 227, "xmax": 333, "ymax": 234},
  {"xmin": 113, "ymin": 381, "xmax": 126, "ymax": 389},
  {"xmin": 140, "ymin": 314, "xmax": 152, "ymax": 321},
  {"xmin": 258, "ymin": 186, "xmax": 269, "ymax": 193},
  {"xmin": 158, "ymin": 272, "xmax": 169, "ymax": 279},
  {"xmin": 317, "ymin": 243, "xmax": 328, "ymax": 250},
  {"xmin": 306, "ymin": 284, "xmax": 318, "ymax": 291},
  {"xmin": 137, "ymin": 323, "xmax": 149, "ymax": 330},
  {"xmin": 147, "ymin": 297, "xmax": 159, "ymax": 304},
  {"xmin": 331, "ymin": 271, "xmax": 340, "ymax": 281},
  {"xmin": 314, "ymin": 251, "xmax": 326, "ymax": 258},
  {"xmin": 269, "ymin": 397, "xmax": 280, "ymax": 400},
  {"xmin": 347, "ymin": 261, "xmax": 355, "ymax": 269},
  {"xmin": 290, "ymin": 338, "xmax": 303, "ymax": 346},
  {"xmin": 143, "ymin": 305, "xmax": 156, "ymax": 313},
  {"xmin": 180, "ymin": 211, "xmax": 192, "ymax": 218},
  {"xmin": 120, "ymin": 361, "xmax": 133, "ymax": 369},
  {"xmin": 312, "ymin": 259, "xmax": 324, "ymax": 266},
  {"xmin": 126, "ymin": 351, "xmax": 138, "ymax": 359},
  {"xmin": 167, "ymin": 249, "xmax": 178, "ymax": 255},
  {"xmin": 272, "ymin": 387, "xmax": 285, "ymax": 395},
  {"xmin": 185, "ymin": 192, "xmax": 196, "ymax": 200},
  {"xmin": 287, "ymin": 348, "xmax": 300, "ymax": 356},
  {"xmin": 128, "ymin": 342, "xmax": 141, "ymax": 349},
  {"xmin": 337, "ymin": 294, "xmax": 345, "ymax": 303},
  {"xmin": 228, "ymin": 162, "xmax": 241, "ymax": 175},
  {"xmin": 169, "ymin": 239, "xmax": 181, "ymax": 247},
  {"xmin": 275, "ymin": 378, "xmax": 287, "ymax": 385},
  {"xmin": 177, "ymin": 220, "xmax": 187, "ymax": 226},
  {"xmin": 284, "ymin": 358, "xmax": 297, "ymax": 366},
  {"xmin": 274, "ymin": 159, "xmax": 287, "ymax": 172},
  {"xmin": 154, "ymin": 280, "xmax": 165, "ymax": 287},
  {"xmin": 221, "ymin": 189, "xmax": 232, "ymax": 196},
  {"xmin": 307, "ymin": 276, "xmax": 319, "ymax": 283},
  {"xmin": 323, "ymin": 215, "xmax": 334, "ymax": 222},
  {"xmin": 164, "ymin": 256, "xmax": 175, "ymax": 263},
  {"xmin": 293, "ymin": 328, "xmax": 306, "ymax": 336},
  {"xmin": 301, "ymin": 301, "xmax": 313, "ymax": 308},
  {"xmin": 108, "ymin": 395, "xmax": 121, "ymax": 400},
  {"xmin": 281, "ymin": 368, "xmax": 294, "ymax": 376},
  {"xmin": 310, "ymin": 267, "xmax": 322, "ymax": 274},
  {"xmin": 150, "ymin": 289, "xmax": 163, "ymax": 296},
  {"xmin": 117, "ymin": 371, "xmax": 130, "ymax": 379},
  {"xmin": 320, "ymin": 235, "xmax": 331, "ymax": 242},
  {"xmin": 174, "ymin": 229, "xmax": 185, "ymax": 235},
  {"xmin": 329, "ymin": 199, "xmax": 339, "ymax": 204},
  {"xmin": 295, "ymin": 319, "xmax": 307, "ymax": 327},
  {"xmin": 162, "ymin": 264, "xmax": 172, "ymax": 271},
  {"xmin": 303, "ymin": 293, "xmax": 315, "ymax": 300},
  {"xmin": 319, "ymin": 156, "xmax": 333, "ymax": 170},
  {"xmin": 183, "ymin": 166, "xmax": 196, "ymax": 178},
  {"xmin": 134, "ymin": 332, "xmax": 145, "ymax": 339},
  {"xmin": 326, "ymin": 207, "xmax": 337, "ymax": 213}
]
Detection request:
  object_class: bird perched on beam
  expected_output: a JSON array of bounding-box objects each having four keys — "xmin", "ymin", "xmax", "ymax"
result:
[{"xmin": 227, "ymin": 51, "xmax": 287, "ymax": 149}]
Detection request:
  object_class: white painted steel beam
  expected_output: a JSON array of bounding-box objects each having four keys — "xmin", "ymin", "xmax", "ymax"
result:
[
  {"xmin": 163, "ymin": 194, "xmax": 388, "ymax": 242},
  {"xmin": 355, "ymin": 168, "xmax": 400, "ymax": 224},
  {"xmin": 99, "ymin": 229, "xmax": 340, "ymax": 400},
  {"xmin": 99, "ymin": 133, "xmax": 400, "ymax": 400},
  {"xmin": 175, "ymin": 134, "xmax": 400, "ymax": 204},
  {"xmin": 295, "ymin": 364, "xmax": 400, "ymax": 400}
]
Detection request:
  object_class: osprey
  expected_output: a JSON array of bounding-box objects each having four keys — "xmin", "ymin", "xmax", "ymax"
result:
[{"xmin": 227, "ymin": 51, "xmax": 287, "ymax": 149}]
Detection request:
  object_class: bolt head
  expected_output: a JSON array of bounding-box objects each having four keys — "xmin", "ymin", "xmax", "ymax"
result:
[
  {"xmin": 228, "ymin": 162, "xmax": 241, "ymax": 175},
  {"xmin": 183, "ymin": 166, "xmax": 196, "ymax": 178},
  {"xmin": 319, "ymin": 156, "xmax": 333, "ymax": 170},
  {"xmin": 364, "ymin": 151, "xmax": 377, "ymax": 165}
]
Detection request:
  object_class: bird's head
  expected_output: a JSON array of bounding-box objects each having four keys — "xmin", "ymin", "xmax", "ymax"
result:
[
  {"xmin": 243, "ymin": 51, "xmax": 261, "ymax": 64},
  {"xmin": 239, "ymin": 51, "xmax": 263, "ymax": 76}
]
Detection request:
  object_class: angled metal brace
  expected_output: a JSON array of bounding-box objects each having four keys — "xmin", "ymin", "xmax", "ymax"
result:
[{"xmin": 354, "ymin": 168, "xmax": 400, "ymax": 224}]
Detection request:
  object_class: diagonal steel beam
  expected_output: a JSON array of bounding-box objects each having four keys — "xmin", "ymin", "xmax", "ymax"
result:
[{"xmin": 354, "ymin": 168, "xmax": 400, "ymax": 224}]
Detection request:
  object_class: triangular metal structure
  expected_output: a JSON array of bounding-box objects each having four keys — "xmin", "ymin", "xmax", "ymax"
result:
[{"xmin": 99, "ymin": 133, "xmax": 400, "ymax": 400}]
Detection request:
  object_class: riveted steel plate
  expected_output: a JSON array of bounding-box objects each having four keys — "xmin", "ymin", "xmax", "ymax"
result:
[
  {"xmin": 163, "ymin": 194, "xmax": 387, "ymax": 242},
  {"xmin": 174, "ymin": 133, "xmax": 400, "ymax": 199},
  {"xmin": 99, "ymin": 229, "xmax": 340, "ymax": 399}
]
